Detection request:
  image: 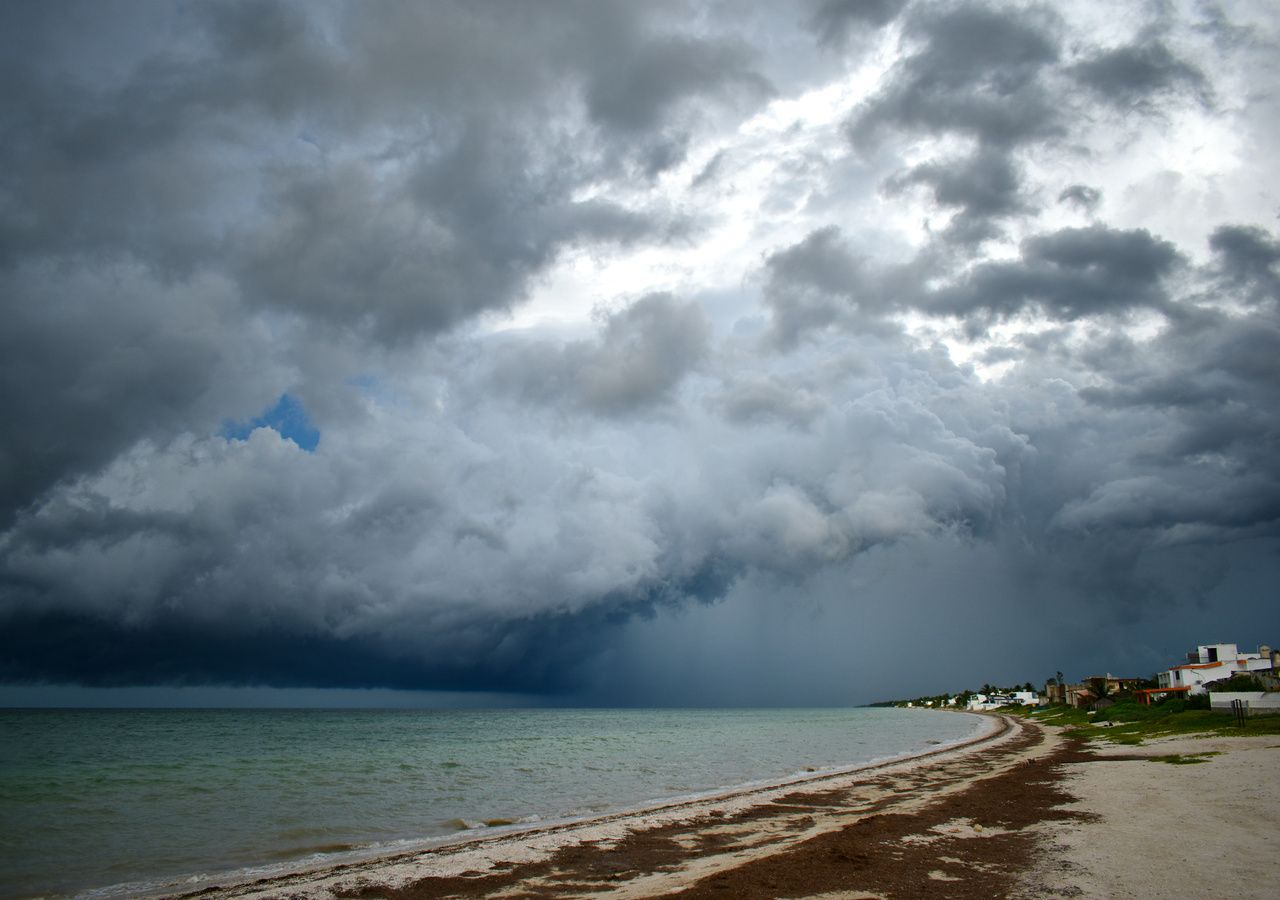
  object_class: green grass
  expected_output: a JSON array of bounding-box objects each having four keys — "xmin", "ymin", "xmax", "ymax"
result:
[
  {"xmin": 1148, "ymin": 752, "xmax": 1220, "ymax": 765},
  {"xmin": 1028, "ymin": 699, "xmax": 1280, "ymax": 745},
  {"xmin": 1028, "ymin": 705, "xmax": 1092, "ymax": 727}
]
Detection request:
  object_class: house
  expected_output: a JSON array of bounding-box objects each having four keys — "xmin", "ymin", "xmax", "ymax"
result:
[
  {"xmin": 1082, "ymin": 674, "xmax": 1145, "ymax": 694},
  {"xmin": 966, "ymin": 693, "xmax": 1008, "ymax": 711},
  {"xmin": 1043, "ymin": 680, "xmax": 1068, "ymax": 705},
  {"xmin": 1063, "ymin": 684, "xmax": 1095, "ymax": 709},
  {"xmin": 1155, "ymin": 643, "xmax": 1276, "ymax": 696},
  {"xmin": 1063, "ymin": 675, "xmax": 1147, "ymax": 708},
  {"xmin": 966, "ymin": 690, "xmax": 1039, "ymax": 711},
  {"xmin": 1044, "ymin": 681, "xmax": 1095, "ymax": 709}
]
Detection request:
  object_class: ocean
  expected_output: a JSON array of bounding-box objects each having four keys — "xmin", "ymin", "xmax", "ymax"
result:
[{"xmin": 0, "ymin": 707, "xmax": 986, "ymax": 898}]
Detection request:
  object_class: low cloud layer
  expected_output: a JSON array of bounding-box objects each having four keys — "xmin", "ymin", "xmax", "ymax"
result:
[{"xmin": 2, "ymin": 0, "xmax": 1278, "ymax": 703}]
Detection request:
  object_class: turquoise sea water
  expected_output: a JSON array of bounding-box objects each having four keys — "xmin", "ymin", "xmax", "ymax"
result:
[{"xmin": 0, "ymin": 707, "xmax": 985, "ymax": 898}]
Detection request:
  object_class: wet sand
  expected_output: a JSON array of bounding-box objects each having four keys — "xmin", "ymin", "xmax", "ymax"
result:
[{"xmin": 171, "ymin": 715, "xmax": 1280, "ymax": 899}]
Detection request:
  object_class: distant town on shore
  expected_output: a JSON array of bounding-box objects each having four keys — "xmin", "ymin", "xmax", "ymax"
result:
[{"xmin": 874, "ymin": 640, "xmax": 1280, "ymax": 715}]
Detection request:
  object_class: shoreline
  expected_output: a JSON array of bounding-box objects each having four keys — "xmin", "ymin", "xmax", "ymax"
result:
[
  {"xmin": 134, "ymin": 713, "xmax": 1280, "ymax": 898},
  {"xmin": 159, "ymin": 711, "xmax": 1018, "ymax": 899}
]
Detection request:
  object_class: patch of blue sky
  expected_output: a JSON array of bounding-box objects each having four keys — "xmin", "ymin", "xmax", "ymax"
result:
[{"xmin": 222, "ymin": 393, "xmax": 320, "ymax": 451}]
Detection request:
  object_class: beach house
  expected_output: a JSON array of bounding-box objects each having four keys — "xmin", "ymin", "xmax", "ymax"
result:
[
  {"xmin": 1082, "ymin": 674, "xmax": 1145, "ymax": 694},
  {"xmin": 965, "ymin": 690, "xmax": 1038, "ymax": 710},
  {"xmin": 1152, "ymin": 643, "xmax": 1277, "ymax": 696},
  {"xmin": 1044, "ymin": 681, "xmax": 1096, "ymax": 708}
]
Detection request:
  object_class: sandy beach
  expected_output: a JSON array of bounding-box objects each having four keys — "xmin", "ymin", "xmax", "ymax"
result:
[
  {"xmin": 166, "ymin": 714, "xmax": 1279, "ymax": 899},
  {"xmin": 1016, "ymin": 731, "xmax": 1280, "ymax": 899}
]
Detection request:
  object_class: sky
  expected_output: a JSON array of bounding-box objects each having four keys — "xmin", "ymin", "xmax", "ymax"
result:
[{"xmin": 1, "ymin": 0, "xmax": 1278, "ymax": 708}]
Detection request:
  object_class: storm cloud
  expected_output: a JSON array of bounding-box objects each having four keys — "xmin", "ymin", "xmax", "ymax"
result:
[
  {"xmin": 846, "ymin": 3, "xmax": 1063, "ymax": 150},
  {"xmin": 1, "ymin": 0, "xmax": 1277, "ymax": 705}
]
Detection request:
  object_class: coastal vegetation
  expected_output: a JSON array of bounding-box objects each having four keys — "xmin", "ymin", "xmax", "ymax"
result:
[
  {"xmin": 1213, "ymin": 674, "xmax": 1269, "ymax": 692},
  {"xmin": 877, "ymin": 676, "xmax": 1280, "ymax": 746},
  {"xmin": 1024, "ymin": 697, "xmax": 1280, "ymax": 745}
]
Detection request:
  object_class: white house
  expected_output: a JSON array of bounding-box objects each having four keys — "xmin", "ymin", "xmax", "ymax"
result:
[
  {"xmin": 966, "ymin": 690, "xmax": 1037, "ymax": 711},
  {"xmin": 1156, "ymin": 643, "xmax": 1276, "ymax": 695}
]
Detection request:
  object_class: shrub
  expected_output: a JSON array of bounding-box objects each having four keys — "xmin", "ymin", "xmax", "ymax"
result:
[{"xmin": 1211, "ymin": 674, "xmax": 1266, "ymax": 693}]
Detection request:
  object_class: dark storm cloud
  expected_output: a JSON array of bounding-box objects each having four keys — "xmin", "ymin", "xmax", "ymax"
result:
[
  {"xmin": 1070, "ymin": 38, "xmax": 1211, "ymax": 109},
  {"xmin": 807, "ymin": 0, "xmax": 906, "ymax": 48},
  {"xmin": 0, "ymin": 0, "xmax": 767, "ymax": 324},
  {"xmin": 0, "ymin": 0, "xmax": 768, "ymax": 522},
  {"xmin": 949, "ymin": 287, "xmax": 1278, "ymax": 643},
  {"xmin": 2, "ymin": 1, "xmax": 1277, "ymax": 702},
  {"xmin": 0, "ymin": 425, "xmax": 677, "ymax": 692},
  {"xmin": 576, "ymin": 20, "xmax": 771, "ymax": 135},
  {"xmin": 759, "ymin": 222, "xmax": 1183, "ymax": 339},
  {"xmin": 0, "ymin": 264, "xmax": 270, "ymax": 529},
  {"xmin": 236, "ymin": 150, "xmax": 662, "ymax": 341},
  {"xmin": 986, "ymin": 227, "xmax": 1280, "ymax": 568},
  {"xmin": 761, "ymin": 227, "xmax": 866, "ymax": 346},
  {"xmin": 0, "ymin": 320, "xmax": 1019, "ymax": 691},
  {"xmin": 758, "ymin": 226, "xmax": 910, "ymax": 347},
  {"xmin": 1072, "ymin": 292, "xmax": 1280, "ymax": 514},
  {"xmin": 884, "ymin": 146, "xmax": 1031, "ymax": 244},
  {"xmin": 927, "ymin": 225, "xmax": 1182, "ymax": 324},
  {"xmin": 1079, "ymin": 311, "xmax": 1280, "ymax": 419},
  {"xmin": 1209, "ymin": 224, "xmax": 1280, "ymax": 302},
  {"xmin": 0, "ymin": 602, "xmax": 638, "ymax": 693},
  {"xmin": 0, "ymin": 0, "xmax": 773, "ymax": 695},
  {"xmin": 847, "ymin": 2, "xmax": 1063, "ymax": 149},
  {"xmin": 843, "ymin": 1, "xmax": 1074, "ymax": 277}
]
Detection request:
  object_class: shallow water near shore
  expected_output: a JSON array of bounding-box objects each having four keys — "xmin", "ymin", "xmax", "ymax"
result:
[{"xmin": 0, "ymin": 707, "xmax": 984, "ymax": 898}]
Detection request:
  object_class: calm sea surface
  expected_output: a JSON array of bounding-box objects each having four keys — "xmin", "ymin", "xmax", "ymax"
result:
[{"xmin": 0, "ymin": 707, "xmax": 985, "ymax": 898}]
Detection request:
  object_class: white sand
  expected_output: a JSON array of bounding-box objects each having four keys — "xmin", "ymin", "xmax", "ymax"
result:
[{"xmin": 1020, "ymin": 733, "xmax": 1280, "ymax": 899}]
